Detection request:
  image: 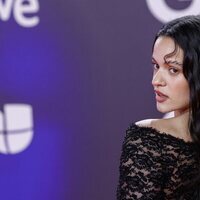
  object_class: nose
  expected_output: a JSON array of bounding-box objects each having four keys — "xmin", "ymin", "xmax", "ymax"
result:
[{"xmin": 152, "ymin": 70, "xmax": 166, "ymax": 87}]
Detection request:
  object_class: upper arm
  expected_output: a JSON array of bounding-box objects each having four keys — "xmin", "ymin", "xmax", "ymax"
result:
[{"xmin": 117, "ymin": 127, "xmax": 164, "ymax": 199}]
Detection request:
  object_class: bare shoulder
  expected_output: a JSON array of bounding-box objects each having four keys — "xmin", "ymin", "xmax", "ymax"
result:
[{"xmin": 135, "ymin": 118, "xmax": 177, "ymax": 137}]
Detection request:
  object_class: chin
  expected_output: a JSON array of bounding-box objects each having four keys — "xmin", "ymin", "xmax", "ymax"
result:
[{"xmin": 156, "ymin": 105, "xmax": 174, "ymax": 114}]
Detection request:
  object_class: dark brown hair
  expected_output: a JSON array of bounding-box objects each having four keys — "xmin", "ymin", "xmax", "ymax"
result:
[{"xmin": 154, "ymin": 15, "xmax": 200, "ymax": 199}]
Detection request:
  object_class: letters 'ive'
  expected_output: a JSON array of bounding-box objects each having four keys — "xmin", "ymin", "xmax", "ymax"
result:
[{"xmin": 0, "ymin": 0, "xmax": 40, "ymax": 27}]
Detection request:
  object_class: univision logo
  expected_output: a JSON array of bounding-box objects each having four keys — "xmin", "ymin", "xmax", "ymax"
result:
[
  {"xmin": 146, "ymin": 0, "xmax": 200, "ymax": 23},
  {"xmin": 0, "ymin": 104, "xmax": 33, "ymax": 155}
]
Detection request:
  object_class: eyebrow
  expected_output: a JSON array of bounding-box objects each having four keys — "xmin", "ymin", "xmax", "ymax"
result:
[
  {"xmin": 152, "ymin": 57, "xmax": 183, "ymax": 66},
  {"xmin": 151, "ymin": 57, "xmax": 156, "ymax": 63},
  {"xmin": 165, "ymin": 60, "xmax": 183, "ymax": 66}
]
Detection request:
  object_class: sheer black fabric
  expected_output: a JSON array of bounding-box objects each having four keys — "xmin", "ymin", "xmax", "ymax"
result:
[{"xmin": 117, "ymin": 124, "xmax": 199, "ymax": 200}]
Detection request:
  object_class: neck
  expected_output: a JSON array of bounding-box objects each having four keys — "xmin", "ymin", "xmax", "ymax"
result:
[
  {"xmin": 170, "ymin": 110, "xmax": 190, "ymax": 136},
  {"xmin": 174, "ymin": 108, "xmax": 189, "ymax": 117}
]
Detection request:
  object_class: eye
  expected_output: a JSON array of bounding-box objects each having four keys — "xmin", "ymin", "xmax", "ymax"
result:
[
  {"xmin": 169, "ymin": 67, "xmax": 179, "ymax": 74},
  {"xmin": 152, "ymin": 63, "xmax": 159, "ymax": 70}
]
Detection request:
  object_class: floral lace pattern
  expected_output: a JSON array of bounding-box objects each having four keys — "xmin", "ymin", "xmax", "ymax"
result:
[{"xmin": 117, "ymin": 124, "xmax": 199, "ymax": 200}]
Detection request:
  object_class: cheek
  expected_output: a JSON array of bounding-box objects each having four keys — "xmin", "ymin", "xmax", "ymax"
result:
[{"xmin": 170, "ymin": 77, "xmax": 190, "ymax": 101}]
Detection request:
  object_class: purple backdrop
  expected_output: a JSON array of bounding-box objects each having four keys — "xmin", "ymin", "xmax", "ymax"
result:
[{"xmin": 0, "ymin": 0, "xmax": 199, "ymax": 199}]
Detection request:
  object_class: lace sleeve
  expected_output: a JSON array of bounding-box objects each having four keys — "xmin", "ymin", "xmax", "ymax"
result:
[{"xmin": 117, "ymin": 125, "xmax": 164, "ymax": 199}]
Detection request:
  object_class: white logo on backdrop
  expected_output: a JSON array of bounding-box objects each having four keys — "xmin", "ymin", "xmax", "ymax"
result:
[
  {"xmin": 146, "ymin": 0, "xmax": 200, "ymax": 23},
  {"xmin": 0, "ymin": 0, "xmax": 40, "ymax": 27},
  {"xmin": 0, "ymin": 104, "xmax": 33, "ymax": 154}
]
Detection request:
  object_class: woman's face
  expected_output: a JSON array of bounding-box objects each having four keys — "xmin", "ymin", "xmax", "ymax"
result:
[{"xmin": 152, "ymin": 36, "xmax": 190, "ymax": 116}]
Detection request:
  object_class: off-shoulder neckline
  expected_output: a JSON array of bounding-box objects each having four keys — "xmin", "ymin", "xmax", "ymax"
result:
[{"xmin": 132, "ymin": 124, "xmax": 195, "ymax": 146}]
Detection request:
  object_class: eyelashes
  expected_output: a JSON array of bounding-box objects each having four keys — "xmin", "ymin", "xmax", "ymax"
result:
[
  {"xmin": 169, "ymin": 68, "xmax": 179, "ymax": 74},
  {"xmin": 152, "ymin": 63, "xmax": 159, "ymax": 70},
  {"xmin": 152, "ymin": 63, "xmax": 180, "ymax": 75}
]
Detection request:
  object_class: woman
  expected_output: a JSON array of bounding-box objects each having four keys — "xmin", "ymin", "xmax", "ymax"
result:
[{"xmin": 117, "ymin": 15, "xmax": 200, "ymax": 199}]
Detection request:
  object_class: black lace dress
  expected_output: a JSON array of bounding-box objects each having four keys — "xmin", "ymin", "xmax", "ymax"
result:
[{"xmin": 117, "ymin": 124, "xmax": 200, "ymax": 200}]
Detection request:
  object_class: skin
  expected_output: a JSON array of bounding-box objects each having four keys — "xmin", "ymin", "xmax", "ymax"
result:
[
  {"xmin": 151, "ymin": 36, "xmax": 191, "ymax": 141},
  {"xmin": 152, "ymin": 36, "xmax": 190, "ymax": 116}
]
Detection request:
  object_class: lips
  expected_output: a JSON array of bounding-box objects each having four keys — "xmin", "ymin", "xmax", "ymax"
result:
[{"xmin": 154, "ymin": 90, "xmax": 168, "ymax": 103}]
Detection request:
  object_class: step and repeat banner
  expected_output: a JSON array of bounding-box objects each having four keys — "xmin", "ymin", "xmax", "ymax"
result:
[{"xmin": 0, "ymin": 0, "xmax": 199, "ymax": 200}]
